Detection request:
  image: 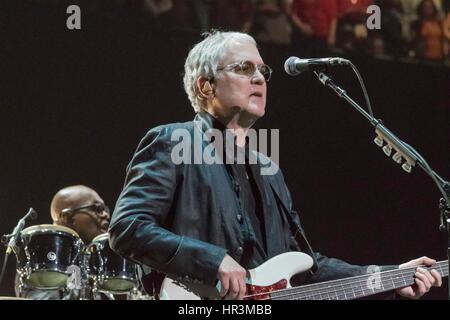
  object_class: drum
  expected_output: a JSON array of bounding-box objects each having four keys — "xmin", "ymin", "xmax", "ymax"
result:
[
  {"xmin": 88, "ymin": 233, "xmax": 138, "ymax": 293},
  {"xmin": 16, "ymin": 224, "xmax": 84, "ymax": 290}
]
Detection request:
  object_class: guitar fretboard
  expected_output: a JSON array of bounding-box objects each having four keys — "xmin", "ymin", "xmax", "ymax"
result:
[{"xmin": 269, "ymin": 261, "xmax": 448, "ymax": 300}]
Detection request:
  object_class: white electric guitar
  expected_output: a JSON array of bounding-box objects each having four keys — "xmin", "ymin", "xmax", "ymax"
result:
[{"xmin": 159, "ymin": 252, "xmax": 448, "ymax": 300}]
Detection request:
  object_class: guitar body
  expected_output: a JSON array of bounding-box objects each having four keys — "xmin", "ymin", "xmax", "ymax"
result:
[{"xmin": 159, "ymin": 252, "xmax": 314, "ymax": 300}]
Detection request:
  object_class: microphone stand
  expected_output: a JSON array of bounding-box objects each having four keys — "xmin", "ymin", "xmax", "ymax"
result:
[
  {"xmin": 0, "ymin": 208, "xmax": 38, "ymax": 290},
  {"xmin": 2, "ymin": 208, "xmax": 38, "ymax": 255},
  {"xmin": 314, "ymin": 71, "xmax": 450, "ymax": 300}
]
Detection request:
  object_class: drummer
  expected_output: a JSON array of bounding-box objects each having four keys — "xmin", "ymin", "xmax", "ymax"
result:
[
  {"xmin": 15, "ymin": 185, "xmax": 110, "ymax": 299},
  {"xmin": 51, "ymin": 185, "xmax": 110, "ymax": 245}
]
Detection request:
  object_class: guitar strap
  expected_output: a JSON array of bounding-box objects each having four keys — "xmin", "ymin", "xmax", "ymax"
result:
[{"xmin": 269, "ymin": 184, "xmax": 318, "ymax": 274}]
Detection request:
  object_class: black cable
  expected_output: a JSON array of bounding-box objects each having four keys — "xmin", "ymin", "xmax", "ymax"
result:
[
  {"xmin": 349, "ymin": 61, "xmax": 374, "ymax": 118},
  {"xmin": 402, "ymin": 142, "xmax": 450, "ymax": 204}
]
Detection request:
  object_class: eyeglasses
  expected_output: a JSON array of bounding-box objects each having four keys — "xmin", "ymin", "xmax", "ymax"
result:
[
  {"xmin": 217, "ymin": 61, "xmax": 273, "ymax": 82},
  {"xmin": 62, "ymin": 203, "xmax": 110, "ymax": 215}
]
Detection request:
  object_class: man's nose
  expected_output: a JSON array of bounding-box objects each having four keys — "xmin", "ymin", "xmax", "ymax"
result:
[{"xmin": 251, "ymin": 69, "xmax": 265, "ymax": 85}]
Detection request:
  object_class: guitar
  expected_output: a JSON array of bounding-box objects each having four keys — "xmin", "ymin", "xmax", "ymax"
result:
[{"xmin": 159, "ymin": 252, "xmax": 448, "ymax": 300}]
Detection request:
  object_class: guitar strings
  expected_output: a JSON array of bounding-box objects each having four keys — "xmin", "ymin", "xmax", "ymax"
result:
[{"xmin": 244, "ymin": 261, "xmax": 447, "ymax": 300}]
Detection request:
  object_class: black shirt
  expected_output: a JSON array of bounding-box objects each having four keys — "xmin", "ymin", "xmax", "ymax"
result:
[{"xmin": 228, "ymin": 146, "xmax": 268, "ymax": 269}]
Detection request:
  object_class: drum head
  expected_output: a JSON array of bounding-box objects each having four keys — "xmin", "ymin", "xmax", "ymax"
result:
[
  {"xmin": 26, "ymin": 271, "xmax": 69, "ymax": 289},
  {"xmin": 22, "ymin": 224, "xmax": 80, "ymax": 238},
  {"xmin": 101, "ymin": 278, "xmax": 136, "ymax": 293}
]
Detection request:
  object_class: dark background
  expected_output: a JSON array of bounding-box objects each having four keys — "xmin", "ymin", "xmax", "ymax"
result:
[{"xmin": 1, "ymin": 1, "xmax": 449, "ymax": 299}]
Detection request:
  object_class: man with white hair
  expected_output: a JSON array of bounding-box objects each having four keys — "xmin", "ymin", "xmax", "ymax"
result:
[{"xmin": 110, "ymin": 31, "xmax": 442, "ymax": 300}]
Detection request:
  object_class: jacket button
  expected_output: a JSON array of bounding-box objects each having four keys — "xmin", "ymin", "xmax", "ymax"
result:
[
  {"xmin": 235, "ymin": 246, "xmax": 243, "ymax": 256},
  {"xmin": 237, "ymin": 214, "xmax": 243, "ymax": 223}
]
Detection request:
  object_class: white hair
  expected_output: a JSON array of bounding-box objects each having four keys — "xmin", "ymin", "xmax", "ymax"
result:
[{"xmin": 183, "ymin": 31, "xmax": 256, "ymax": 113}]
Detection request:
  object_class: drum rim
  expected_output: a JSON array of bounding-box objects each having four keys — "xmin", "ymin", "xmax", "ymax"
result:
[
  {"xmin": 101, "ymin": 275, "xmax": 137, "ymax": 282},
  {"xmin": 91, "ymin": 232, "xmax": 109, "ymax": 243},
  {"xmin": 22, "ymin": 224, "xmax": 80, "ymax": 238},
  {"xmin": 24, "ymin": 266, "xmax": 72, "ymax": 275}
]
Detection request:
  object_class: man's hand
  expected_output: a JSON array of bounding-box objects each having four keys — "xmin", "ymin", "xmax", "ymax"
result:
[
  {"xmin": 396, "ymin": 256, "xmax": 442, "ymax": 299},
  {"xmin": 217, "ymin": 254, "xmax": 247, "ymax": 300}
]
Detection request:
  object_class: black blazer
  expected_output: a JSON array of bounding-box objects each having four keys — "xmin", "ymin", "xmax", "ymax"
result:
[{"xmin": 109, "ymin": 112, "xmax": 392, "ymax": 289}]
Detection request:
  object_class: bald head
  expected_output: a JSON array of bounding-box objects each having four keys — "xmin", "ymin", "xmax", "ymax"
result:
[
  {"xmin": 51, "ymin": 185, "xmax": 100, "ymax": 222},
  {"xmin": 51, "ymin": 185, "xmax": 110, "ymax": 243}
]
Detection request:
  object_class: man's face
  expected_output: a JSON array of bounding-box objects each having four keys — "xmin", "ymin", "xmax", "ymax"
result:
[
  {"xmin": 210, "ymin": 41, "xmax": 268, "ymax": 120},
  {"xmin": 65, "ymin": 192, "xmax": 110, "ymax": 244}
]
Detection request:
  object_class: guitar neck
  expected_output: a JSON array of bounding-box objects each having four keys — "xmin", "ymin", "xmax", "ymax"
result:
[{"xmin": 269, "ymin": 261, "xmax": 449, "ymax": 300}]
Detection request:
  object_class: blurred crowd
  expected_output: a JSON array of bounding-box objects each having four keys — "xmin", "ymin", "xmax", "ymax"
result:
[
  {"xmin": 18, "ymin": 0, "xmax": 450, "ymax": 64},
  {"xmin": 141, "ymin": 0, "xmax": 450, "ymax": 64}
]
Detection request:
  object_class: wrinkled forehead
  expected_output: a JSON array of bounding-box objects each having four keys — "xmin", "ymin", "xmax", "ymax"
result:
[{"xmin": 220, "ymin": 38, "xmax": 263, "ymax": 66}]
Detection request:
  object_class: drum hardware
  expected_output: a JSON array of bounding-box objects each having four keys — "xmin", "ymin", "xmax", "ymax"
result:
[
  {"xmin": 127, "ymin": 287, "xmax": 154, "ymax": 300},
  {"xmin": 5, "ymin": 222, "xmax": 146, "ymax": 299}
]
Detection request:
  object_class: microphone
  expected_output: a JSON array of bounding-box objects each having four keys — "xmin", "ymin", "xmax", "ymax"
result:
[
  {"xmin": 284, "ymin": 56, "xmax": 350, "ymax": 76},
  {"xmin": 5, "ymin": 208, "xmax": 38, "ymax": 254}
]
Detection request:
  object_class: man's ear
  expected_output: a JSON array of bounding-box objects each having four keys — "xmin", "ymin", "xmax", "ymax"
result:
[{"xmin": 197, "ymin": 77, "xmax": 215, "ymax": 98}]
